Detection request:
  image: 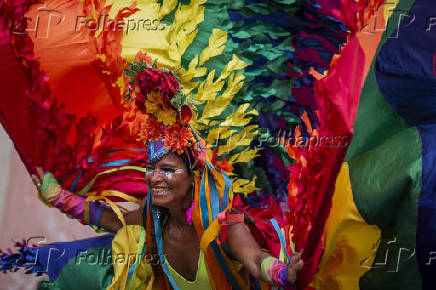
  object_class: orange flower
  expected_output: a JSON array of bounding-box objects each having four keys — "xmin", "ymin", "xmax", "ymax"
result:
[
  {"xmin": 139, "ymin": 116, "xmax": 163, "ymax": 142},
  {"xmin": 134, "ymin": 51, "xmax": 152, "ymax": 64},
  {"xmin": 164, "ymin": 124, "xmax": 193, "ymax": 154}
]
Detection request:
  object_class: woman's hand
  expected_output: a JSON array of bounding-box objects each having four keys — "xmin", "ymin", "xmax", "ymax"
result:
[
  {"xmin": 31, "ymin": 166, "xmax": 62, "ymax": 204},
  {"xmin": 31, "ymin": 167, "xmax": 45, "ymax": 194},
  {"xmin": 287, "ymin": 252, "xmax": 304, "ymax": 284}
]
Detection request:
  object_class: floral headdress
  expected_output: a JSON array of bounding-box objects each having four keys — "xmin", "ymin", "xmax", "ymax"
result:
[{"xmin": 123, "ymin": 58, "xmax": 199, "ymax": 162}]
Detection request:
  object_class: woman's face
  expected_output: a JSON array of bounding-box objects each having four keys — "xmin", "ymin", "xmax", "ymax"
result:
[{"xmin": 145, "ymin": 152, "xmax": 192, "ymax": 209}]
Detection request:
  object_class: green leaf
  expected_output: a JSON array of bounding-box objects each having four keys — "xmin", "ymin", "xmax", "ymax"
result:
[
  {"xmin": 274, "ymin": 0, "xmax": 296, "ymax": 4},
  {"xmin": 271, "ymin": 100, "xmax": 284, "ymax": 111},
  {"xmin": 246, "ymin": 3, "xmax": 270, "ymax": 15},
  {"xmin": 228, "ymin": 0, "xmax": 245, "ymax": 10},
  {"xmin": 252, "ymin": 167, "xmax": 272, "ymax": 192},
  {"xmin": 278, "ymin": 111, "xmax": 300, "ymax": 123},
  {"xmin": 269, "ymin": 79, "xmax": 291, "ymax": 100}
]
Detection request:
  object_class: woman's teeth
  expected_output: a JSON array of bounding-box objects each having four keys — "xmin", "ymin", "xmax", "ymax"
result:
[{"xmin": 152, "ymin": 188, "xmax": 169, "ymax": 196}]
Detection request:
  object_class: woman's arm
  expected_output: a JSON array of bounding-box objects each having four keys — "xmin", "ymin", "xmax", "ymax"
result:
[
  {"xmin": 99, "ymin": 199, "xmax": 144, "ymax": 232},
  {"xmin": 227, "ymin": 222, "xmax": 303, "ymax": 287},
  {"xmin": 32, "ymin": 167, "xmax": 144, "ymax": 233}
]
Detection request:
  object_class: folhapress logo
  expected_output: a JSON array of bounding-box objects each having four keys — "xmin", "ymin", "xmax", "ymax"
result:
[{"xmin": 12, "ymin": 2, "xmax": 65, "ymax": 39}]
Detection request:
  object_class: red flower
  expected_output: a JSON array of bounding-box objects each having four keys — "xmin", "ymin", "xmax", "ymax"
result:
[
  {"xmin": 139, "ymin": 117, "xmax": 163, "ymax": 142},
  {"xmin": 134, "ymin": 92, "xmax": 147, "ymax": 113},
  {"xmin": 180, "ymin": 105, "xmax": 192, "ymax": 125},
  {"xmin": 135, "ymin": 92, "xmax": 147, "ymax": 103},
  {"xmin": 158, "ymin": 71, "xmax": 179, "ymax": 97},
  {"xmin": 164, "ymin": 124, "xmax": 193, "ymax": 154},
  {"xmin": 136, "ymin": 68, "xmax": 179, "ymax": 98}
]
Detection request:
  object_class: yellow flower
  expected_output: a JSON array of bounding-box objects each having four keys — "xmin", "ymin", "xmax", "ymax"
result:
[
  {"xmin": 145, "ymin": 91, "xmax": 162, "ymax": 115},
  {"xmin": 145, "ymin": 100, "xmax": 159, "ymax": 114},
  {"xmin": 156, "ymin": 109, "xmax": 177, "ymax": 126},
  {"xmin": 142, "ymin": 90, "xmax": 177, "ymax": 126},
  {"xmin": 148, "ymin": 91, "xmax": 161, "ymax": 102}
]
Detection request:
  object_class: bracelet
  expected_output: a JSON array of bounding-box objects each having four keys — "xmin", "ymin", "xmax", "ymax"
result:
[
  {"xmin": 41, "ymin": 172, "xmax": 106, "ymax": 227},
  {"xmin": 40, "ymin": 172, "xmax": 62, "ymax": 203},
  {"xmin": 260, "ymin": 256, "xmax": 295, "ymax": 288},
  {"xmin": 88, "ymin": 200, "xmax": 106, "ymax": 227}
]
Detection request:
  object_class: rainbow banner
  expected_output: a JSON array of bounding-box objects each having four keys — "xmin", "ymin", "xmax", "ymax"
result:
[{"xmin": 313, "ymin": 0, "xmax": 436, "ymax": 289}]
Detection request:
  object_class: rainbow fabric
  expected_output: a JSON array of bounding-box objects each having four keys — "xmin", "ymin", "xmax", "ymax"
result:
[
  {"xmin": 311, "ymin": 0, "xmax": 436, "ymax": 289},
  {"xmin": 1, "ymin": 0, "xmax": 435, "ymax": 289}
]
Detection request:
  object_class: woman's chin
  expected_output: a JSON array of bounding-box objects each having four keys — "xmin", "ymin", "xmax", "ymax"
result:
[{"xmin": 151, "ymin": 192, "xmax": 172, "ymax": 207}]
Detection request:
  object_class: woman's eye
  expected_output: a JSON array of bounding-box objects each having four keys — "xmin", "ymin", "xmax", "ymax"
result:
[
  {"xmin": 161, "ymin": 168, "xmax": 175, "ymax": 173},
  {"xmin": 146, "ymin": 167, "xmax": 154, "ymax": 171}
]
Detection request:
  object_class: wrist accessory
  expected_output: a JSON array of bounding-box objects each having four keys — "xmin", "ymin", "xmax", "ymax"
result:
[
  {"xmin": 261, "ymin": 256, "xmax": 295, "ymax": 289},
  {"xmin": 40, "ymin": 172, "xmax": 106, "ymax": 227}
]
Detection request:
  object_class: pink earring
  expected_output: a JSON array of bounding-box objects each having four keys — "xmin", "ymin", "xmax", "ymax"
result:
[
  {"xmin": 183, "ymin": 200, "xmax": 194, "ymax": 226},
  {"xmin": 183, "ymin": 185, "xmax": 194, "ymax": 225}
]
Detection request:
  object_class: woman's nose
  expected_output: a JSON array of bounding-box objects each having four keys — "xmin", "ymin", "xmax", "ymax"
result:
[{"xmin": 147, "ymin": 169, "xmax": 164, "ymax": 182}]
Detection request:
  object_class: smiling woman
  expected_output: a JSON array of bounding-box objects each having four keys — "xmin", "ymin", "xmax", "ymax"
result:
[
  {"xmin": 145, "ymin": 153, "xmax": 192, "ymax": 208},
  {"xmin": 29, "ymin": 145, "xmax": 303, "ymax": 290}
]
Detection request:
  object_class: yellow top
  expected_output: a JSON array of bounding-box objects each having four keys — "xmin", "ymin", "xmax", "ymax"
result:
[
  {"xmin": 110, "ymin": 224, "xmax": 244, "ymax": 289},
  {"xmin": 165, "ymin": 249, "xmax": 213, "ymax": 290},
  {"xmin": 111, "ymin": 225, "xmax": 215, "ymax": 289}
]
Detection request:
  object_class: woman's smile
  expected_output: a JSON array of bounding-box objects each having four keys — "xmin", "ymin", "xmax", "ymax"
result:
[{"xmin": 151, "ymin": 186, "xmax": 171, "ymax": 197}]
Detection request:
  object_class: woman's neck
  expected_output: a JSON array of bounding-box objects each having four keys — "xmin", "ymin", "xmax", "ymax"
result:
[
  {"xmin": 166, "ymin": 183, "xmax": 194, "ymax": 228},
  {"xmin": 166, "ymin": 194, "xmax": 193, "ymax": 231},
  {"xmin": 167, "ymin": 207, "xmax": 190, "ymax": 229}
]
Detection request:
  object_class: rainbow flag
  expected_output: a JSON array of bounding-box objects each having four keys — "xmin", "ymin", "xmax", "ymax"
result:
[{"xmin": 313, "ymin": 0, "xmax": 436, "ymax": 289}]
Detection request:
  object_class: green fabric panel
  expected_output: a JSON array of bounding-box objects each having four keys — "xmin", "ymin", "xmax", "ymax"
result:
[
  {"xmin": 345, "ymin": 0, "xmax": 416, "ymax": 160},
  {"xmin": 344, "ymin": 0, "xmax": 421, "ymax": 288},
  {"xmin": 350, "ymin": 128, "xmax": 421, "ymax": 289},
  {"xmin": 345, "ymin": 70, "xmax": 411, "ymax": 161},
  {"xmin": 38, "ymin": 247, "xmax": 114, "ymax": 290},
  {"xmin": 349, "ymin": 127, "xmax": 421, "ymax": 229}
]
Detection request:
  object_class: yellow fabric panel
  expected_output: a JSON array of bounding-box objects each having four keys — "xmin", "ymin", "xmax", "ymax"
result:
[
  {"xmin": 111, "ymin": 225, "xmax": 158, "ymax": 290},
  {"xmin": 384, "ymin": 0, "xmax": 400, "ymax": 21},
  {"xmin": 311, "ymin": 162, "xmax": 381, "ymax": 290},
  {"xmin": 106, "ymin": 1, "xmax": 168, "ymax": 63}
]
